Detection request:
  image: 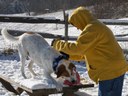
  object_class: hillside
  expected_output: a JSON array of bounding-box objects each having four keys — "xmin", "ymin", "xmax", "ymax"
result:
[{"xmin": 0, "ymin": 0, "xmax": 128, "ymax": 19}]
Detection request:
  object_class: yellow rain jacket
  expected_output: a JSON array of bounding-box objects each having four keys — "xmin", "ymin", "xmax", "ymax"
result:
[{"xmin": 53, "ymin": 6, "xmax": 128, "ymax": 83}]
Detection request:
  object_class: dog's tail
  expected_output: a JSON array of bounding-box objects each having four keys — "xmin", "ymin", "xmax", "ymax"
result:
[{"xmin": 1, "ymin": 28, "xmax": 19, "ymax": 43}]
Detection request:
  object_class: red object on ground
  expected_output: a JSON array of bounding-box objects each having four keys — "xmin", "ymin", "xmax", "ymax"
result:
[{"xmin": 63, "ymin": 70, "xmax": 81, "ymax": 86}]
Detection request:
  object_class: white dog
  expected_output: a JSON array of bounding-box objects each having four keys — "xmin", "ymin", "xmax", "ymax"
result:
[{"xmin": 1, "ymin": 28, "xmax": 77, "ymax": 90}]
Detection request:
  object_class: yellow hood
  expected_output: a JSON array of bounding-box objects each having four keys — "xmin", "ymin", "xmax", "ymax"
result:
[{"xmin": 68, "ymin": 6, "xmax": 95, "ymax": 30}]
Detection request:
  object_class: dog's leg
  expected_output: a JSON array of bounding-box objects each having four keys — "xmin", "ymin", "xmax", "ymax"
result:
[
  {"xmin": 20, "ymin": 56, "xmax": 27, "ymax": 79},
  {"xmin": 46, "ymin": 74, "xmax": 63, "ymax": 92},
  {"xmin": 18, "ymin": 45, "xmax": 27, "ymax": 79},
  {"xmin": 28, "ymin": 60, "xmax": 37, "ymax": 78},
  {"xmin": 51, "ymin": 76, "xmax": 63, "ymax": 91}
]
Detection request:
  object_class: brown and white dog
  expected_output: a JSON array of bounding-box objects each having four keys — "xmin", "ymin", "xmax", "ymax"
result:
[{"xmin": 1, "ymin": 28, "xmax": 77, "ymax": 91}]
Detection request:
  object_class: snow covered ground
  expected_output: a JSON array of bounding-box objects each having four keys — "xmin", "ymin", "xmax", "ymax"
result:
[{"xmin": 0, "ymin": 10, "xmax": 128, "ymax": 96}]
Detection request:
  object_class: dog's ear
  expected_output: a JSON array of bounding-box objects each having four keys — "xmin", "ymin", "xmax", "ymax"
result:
[
  {"xmin": 56, "ymin": 71, "xmax": 61, "ymax": 78},
  {"xmin": 56, "ymin": 65, "xmax": 65, "ymax": 78},
  {"xmin": 69, "ymin": 63, "xmax": 76, "ymax": 70}
]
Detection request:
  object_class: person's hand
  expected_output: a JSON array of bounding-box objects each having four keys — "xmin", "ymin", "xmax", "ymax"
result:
[
  {"xmin": 51, "ymin": 36, "xmax": 62, "ymax": 46},
  {"xmin": 51, "ymin": 38, "xmax": 60, "ymax": 46},
  {"xmin": 60, "ymin": 51, "xmax": 69, "ymax": 60}
]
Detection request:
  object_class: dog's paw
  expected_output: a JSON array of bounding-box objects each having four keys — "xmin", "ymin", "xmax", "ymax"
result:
[
  {"xmin": 22, "ymin": 73, "xmax": 27, "ymax": 79},
  {"xmin": 56, "ymin": 84, "xmax": 63, "ymax": 92},
  {"xmin": 31, "ymin": 75, "xmax": 41, "ymax": 80}
]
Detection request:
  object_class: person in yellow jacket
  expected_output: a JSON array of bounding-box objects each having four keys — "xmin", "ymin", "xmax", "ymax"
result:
[{"xmin": 52, "ymin": 6, "xmax": 128, "ymax": 96}]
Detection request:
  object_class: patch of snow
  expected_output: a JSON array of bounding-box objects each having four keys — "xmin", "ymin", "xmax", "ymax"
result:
[{"xmin": 0, "ymin": 10, "xmax": 128, "ymax": 96}]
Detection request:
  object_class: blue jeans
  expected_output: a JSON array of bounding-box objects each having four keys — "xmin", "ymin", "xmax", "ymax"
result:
[{"xmin": 98, "ymin": 74, "xmax": 125, "ymax": 96}]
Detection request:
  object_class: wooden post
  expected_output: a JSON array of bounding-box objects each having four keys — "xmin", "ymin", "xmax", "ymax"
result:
[
  {"xmin": 64, "ymin": 13, "xmax": 69, "ymax": 41},
  {"xmin": 63, "ymin": 7, "xmax": 69, "ymax": 41}
]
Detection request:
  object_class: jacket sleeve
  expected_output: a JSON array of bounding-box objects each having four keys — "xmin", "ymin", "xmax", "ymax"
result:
[
  {"xmin": 69, "ymin": 55, "xmax": 85, "ymax": 61},
  {"xmin": 53, "ymin": 28, "xmax": 98, "ymax": 57}
]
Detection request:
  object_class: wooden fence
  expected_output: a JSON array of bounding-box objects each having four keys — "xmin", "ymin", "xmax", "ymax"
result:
[
  {"xmin": 0, "ymin": 15, "xmax": 128, "ymax": 25},
  {"xmin": 0, "ymin": 15, "xmax": 128, "ymax": 41}
]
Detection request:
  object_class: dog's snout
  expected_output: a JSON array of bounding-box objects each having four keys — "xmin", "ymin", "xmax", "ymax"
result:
[{"xmin": 71, "ymin": 79, "xmax": 76, "ymax": 83}]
